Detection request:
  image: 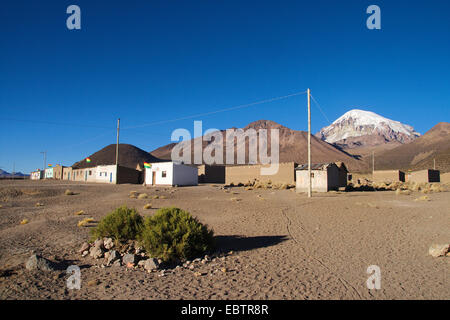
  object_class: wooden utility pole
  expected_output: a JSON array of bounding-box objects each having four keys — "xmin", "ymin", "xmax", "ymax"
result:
[
  {"xmin": 433, "ymin": 158, "xmax": 436, "ymax": 170},
  {"xmin": 40, "ymin": 151, "xmax": 47, "ymax": 171},
  {"xmin": 115, "ymin": 118, "xmax": 120, "ymax": 184},
  {"xmin": 116, "ymin": 118, "xmax": 120, "ymax": 166},
  {"xmin": 372, "ymin": 151, "xmax": 375, "ymax": 173},
  {"xmin": 307, "ymin": 88, "xmax": 312, "ymax": 198}
]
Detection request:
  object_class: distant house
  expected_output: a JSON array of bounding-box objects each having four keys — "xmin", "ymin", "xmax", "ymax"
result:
[
  {"xmin": 72, "ymin": 167, "xmax": 97, "ymax": 182},
  {"xmin": 52, "ymin": 165, "xmax": 66, "ymax": 180},
  {"xmin": 62, "ymin": 167, "xmax": 73, "ymax": 181},
  {"xmin": 197, "ymin": 164, "xmax": 225, "ymax": 183},
  {"xmin": 373, "ymin": 170, "xmax": 405, "ymax": 183},
  {"xmin": 96, "ymin": 165, "xmax": 140, "ymax": 184},
  {"xmin": 225, "ymin": 162, "xmax": 298, "ymax": 185},
  {"xmin": 295, "ymin": 162, "xmax": 348, "ymax": 192},
  {"xmin": 44, "ymin": 167, "xmax": 54, "ymax": 179},
  {"xmin": 31, "ymin": 170, "xmax": 44, "ymax": 180},
  {"xmin": 408, "ymin": 169, "xmax": 440, "ymax": 183},
  {"xmin": 145, "ymin": 162, "xmax": 198, "ymax": 186}
]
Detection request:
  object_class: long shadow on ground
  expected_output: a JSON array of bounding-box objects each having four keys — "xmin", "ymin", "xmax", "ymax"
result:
[{"xmin": 214, "ymin": 235, "xmax": 288, "ymax": 252}]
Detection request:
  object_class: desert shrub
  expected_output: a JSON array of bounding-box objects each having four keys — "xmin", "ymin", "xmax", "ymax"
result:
[
  {"xmin": 65, "ymin": 189, "xmax": 75, "ymax": 196},
  {"xmin": 90, "ymin": 206, "xmax": 143, "ymax": 242},
  {"xmin": 139, "ymin": 207, "xmax": 214, "ymax": 263},
  {"xmin": 137, "ymin": 193, "xmax": 148, "ymax": 199},
  {"xmin": 143, "ymin": 203, "xmax": 152, "ymax": 209}
]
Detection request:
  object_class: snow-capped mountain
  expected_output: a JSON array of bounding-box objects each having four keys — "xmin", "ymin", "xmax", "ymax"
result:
[{"xmin": 316, "ymin": 109, "xmax": 420, "ymax": 148}]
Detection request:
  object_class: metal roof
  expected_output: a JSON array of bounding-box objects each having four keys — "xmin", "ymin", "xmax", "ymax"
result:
[{"xmin": 295, "ymin": 163, "xmax": 333, "ymax": 170}]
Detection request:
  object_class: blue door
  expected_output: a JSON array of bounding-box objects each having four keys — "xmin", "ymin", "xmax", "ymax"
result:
[{"xmin": 110, "ymin": 173, "xmax": 112, "ymax": 183}]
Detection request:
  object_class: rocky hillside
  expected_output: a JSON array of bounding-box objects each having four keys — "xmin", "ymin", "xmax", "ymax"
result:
[{"xmin": 367, "ymin": 122, "xmax": 450, "ymax": 172}]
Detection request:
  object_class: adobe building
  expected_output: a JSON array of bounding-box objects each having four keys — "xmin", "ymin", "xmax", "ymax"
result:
[
  {"xmin": 62, "ymin": 167, "xmax": 73, "ymax": 181},
  {"xmin": 52, "ymin": 165, "xmax": 65, "ymax": 180},
  {"xmin": 373, "ymin": 170, "xmax": 405, "ymax": 183},
  {"xmin": 144, "ymin": 162, "xmax": 198, "ymax": 186},
  {"xmin": 96, "ymin": 165, "xmax": 141, "ymax": 184},
  {"xmin": 335, "ymin": 161, "xmax": 349, "ymax": 187},
  {"xmin": 71, "ymin": 167, "xmax": 97, "ymax": 182},
  {"xmin": 408, "ymin": 169, "xmax": 440, "ymax": 183},
  {"xmin": 197, "ymin": 164, "xmax": 225, "ymax": 183},
  {"xmin": 295, "ymin": 162, "xmax": 348, "ymax": 192},
  {"xmin": 225, "ymin": 162, "xmax": 297, "ymax": 185}
]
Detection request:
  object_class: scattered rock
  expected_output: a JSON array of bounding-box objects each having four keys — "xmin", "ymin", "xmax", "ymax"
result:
[
  {"xmin": 82, "ymin": 250, "xmax": 89, "ymax": 257},
  {"xmin": 89, "ymin": 246, "xmax": 104, "ymax": 259},
  {"xmin": 143, "ymin": 258, "xmax": 159, "ymax": 271},
  {"xmin": 78, "ymin": 242, "xmax": 90, "ymax": 254},
  {"xmin": 93, "ymin": 239, "xmax": 104, "ymax": 249},
  {"xmin": 428, "ymin": 244, "xmax": 450, "ymax": 257},
  {"xmin": 106, "ymin": 250, "xmax": 119, "ymax": 265},
  {"xmin": 122, "ymin": 253, "xmax": 137, "ymax": 266},
  {"xmin": 25, "ymin": 254, "xmax": 55, "ymax": 271},
  {"xmin": 103, "ymin": 238, "xmax": 114, "ymax": 250},
  {"xmin": 189, "ymin": 265, "xmax": 195, "ymax": 270}
]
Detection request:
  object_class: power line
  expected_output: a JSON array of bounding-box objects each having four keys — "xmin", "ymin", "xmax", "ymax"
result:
[
  {"xmin": 122, "ymin": 91, "xmax": 307, "ymax": 130},
  {"xmin": 310, "ymin": 94, "xmax": 331, "ymax": 125},
  {"xmin": 0, "ymin": 118, "xmax": 114, "ymax": 129}
]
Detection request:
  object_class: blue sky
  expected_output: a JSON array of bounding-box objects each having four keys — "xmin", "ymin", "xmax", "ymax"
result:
[{"xmin": 1, "ymin": 0, "xmax": 449, "ymax": 173}]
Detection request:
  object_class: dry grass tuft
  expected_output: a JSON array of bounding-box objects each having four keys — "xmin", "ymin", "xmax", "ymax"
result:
[
  {"xmin": 230, "ymin": 197, "xmax": 242, "ymax": 202},
  {"xmin": 35, "ymin": 202, "xmax": 44, "ymax": 207},
  {"xmin": 137, "ymin": 193, "xmax": 148, "ymax": 199},
  {"xmin": 74, "ymin": 210, "xmax": 85, "ymax": 215},
  {"xmin": 143, "ymin": 203, "xmax": 152, "ymax": 209},
  {"xmin": 65, "ymin": 189, "xmax": 75, "ymax": 196},
  {"xmin": 152, "ymin": 195, "xmax": 159, "ymax": 199},
  {"xmin": 20, "ymin": 219, "xmax": 29, "ymax": 225},
  {"xmin": 78, "ymin": 217, "xmax": 94, "ymax": 227},
  {"xmin": 415, "ymin": 195, "xmax": 430, "ymax": 202}
]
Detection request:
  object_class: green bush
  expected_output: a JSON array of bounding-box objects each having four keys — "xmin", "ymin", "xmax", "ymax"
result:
[
  {"xmin": 139, "ymin": 207, "xmax": 214, "ymax": 263},
  {"xmin": 90, "ymin": 205, "xmax": 143, "ymax": 242}
]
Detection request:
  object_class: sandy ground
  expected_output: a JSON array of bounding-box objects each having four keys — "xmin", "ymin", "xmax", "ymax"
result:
[{"xmin": 0, "ymin": 180, "xmax": 448, "ymax": 300}]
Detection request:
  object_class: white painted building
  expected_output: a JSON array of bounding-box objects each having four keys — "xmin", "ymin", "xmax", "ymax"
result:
[
  {"xmin": 96, "ymin": 165, "xmax": 117, "ymax": 184},
  {"xmin": 44, "ymin": 168, "xmax": 54, "ymax": 179},
  {"xmin": 31, "ymin": 170, "xmax": 44, "ymax": 180},
  {"xmin": 145, "ymin": 162, "xmax": 198, "ymax": 186}
]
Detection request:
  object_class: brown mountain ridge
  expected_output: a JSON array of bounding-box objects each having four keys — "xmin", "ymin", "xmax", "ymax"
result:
[{"xmin": 150, "ymin": 120, "xmax": 365, "ymax": 171}]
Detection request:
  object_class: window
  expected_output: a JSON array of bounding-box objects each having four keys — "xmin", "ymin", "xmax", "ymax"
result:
[
  {"xmin": 89, "ymin": 171, "xmax": 92, "ymax": 176},
  {"xmin": 162, "ymin": 171, "xmax": 167, "ymax": 178},
  {"xmin": 310, "ymin": 173, "xmax": 314, "ymax": 178}
]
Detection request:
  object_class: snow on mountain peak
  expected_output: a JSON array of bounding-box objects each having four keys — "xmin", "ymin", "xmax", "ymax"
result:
[{"xmin": 317, "ymin": 109, "xmax": 420, "ymax": 145}]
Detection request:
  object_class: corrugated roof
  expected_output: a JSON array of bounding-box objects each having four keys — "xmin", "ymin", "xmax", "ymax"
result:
[{"xmin": 295, "ymin": 163, "xmax": 332, "ymax": 170}]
